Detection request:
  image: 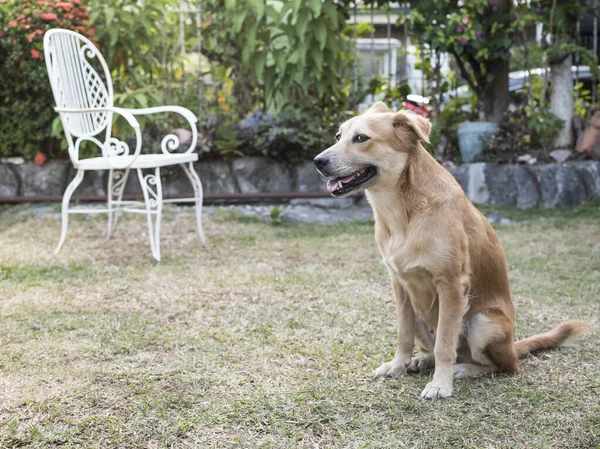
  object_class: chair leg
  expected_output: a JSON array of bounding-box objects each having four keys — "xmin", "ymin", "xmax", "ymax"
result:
[
  {"xmin": 107, "ymin": 168, "xmax": 130, "ymax": 239},
  {"xmin": 55, "ymin": 169, "xmax": 84, "ymax": 255},
  {"xmin": 181, "ymin": 162, "xmax": 206, "ymax": 247},
  {"xmin": 137, "ymin": 167, "xmax": 163, "ymax": 261}
]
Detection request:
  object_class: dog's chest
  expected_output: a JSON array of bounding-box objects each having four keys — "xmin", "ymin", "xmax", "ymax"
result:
[{"xmin": 378, "ymin": 233, "xmax": 438, "ymax": 320}]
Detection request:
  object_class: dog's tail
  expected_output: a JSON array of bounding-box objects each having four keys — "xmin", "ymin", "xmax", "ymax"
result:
[{"xmin": 515, "ymin": 320, "xmax": 588, "ymax": 358}]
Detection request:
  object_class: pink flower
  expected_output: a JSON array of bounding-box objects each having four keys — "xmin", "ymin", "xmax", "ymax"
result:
[
  {"xmin": 34, "ymin": 152, "xmax": 47, "ymax": 165},
  {"xmin": 476, "ymin": 30, "xmax": 483, "ymax": 38},
  {"xmin": 462, "ymin": 16, "xmax": 469, "ymax": 24},
  {"xmin": 489, "ymin": 0, "xmax": 496, "ymax": 4},
  {"xmin": 8, "ymin": 20, "xmax": 17, "ymax": 27},
  {"xmin": 459, "ymin": 38, "xmax": 468, "ymax": 46},
  {"xmin": 30, "ymin": 49, "xmax": 43, "ymax": 60},
  {"xmin": 41, "ymin": 12, "xmax": 58, "ymax": 21},
  {"xmin": 457, "ymin": 26, "xmax": 463, "ymax": 32}
]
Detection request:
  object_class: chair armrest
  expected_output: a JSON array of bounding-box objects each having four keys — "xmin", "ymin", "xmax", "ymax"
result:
[
  {"xmin": 55, "ymin": 107, "xmax": 142, "ymax": 169},
  {"xmin": 121, "ymin": 106, "xmax": 199, "ymax": 155}
]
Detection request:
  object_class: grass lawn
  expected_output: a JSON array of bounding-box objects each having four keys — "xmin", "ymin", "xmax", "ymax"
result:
[{"xmin": 1, "ymin": 202, "xmax": 599, "ymax": 448}]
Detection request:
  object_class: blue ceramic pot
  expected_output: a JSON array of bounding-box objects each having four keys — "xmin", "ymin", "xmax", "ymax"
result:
[{"xmin": 457, "ymin": 122, "xmax": 498, "ymax": 162}]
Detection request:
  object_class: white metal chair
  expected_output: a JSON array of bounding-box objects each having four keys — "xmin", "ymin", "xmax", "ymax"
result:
[{"xmin": 43, "ymin": 29, "xmax": 206, "ymax": 261}]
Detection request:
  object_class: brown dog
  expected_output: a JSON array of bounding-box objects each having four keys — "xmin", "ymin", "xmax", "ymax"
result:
[{"xmin": 314, "ymin": 102, "xmax": 586, "ymax": 399}]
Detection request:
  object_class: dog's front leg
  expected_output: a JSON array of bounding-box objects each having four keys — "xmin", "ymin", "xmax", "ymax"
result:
[
  {"xmin": 421, "ymin": 278, "xmax": 466, "ymax": 399},
  {"xmin": 374, "ymin": 279, "xmax": 415, "ymax": 378}
]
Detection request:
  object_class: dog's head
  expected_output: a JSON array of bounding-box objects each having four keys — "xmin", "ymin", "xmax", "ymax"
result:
[{"xmin": 314, "ymin": 102, "xmax": 431, "ymax": 197}]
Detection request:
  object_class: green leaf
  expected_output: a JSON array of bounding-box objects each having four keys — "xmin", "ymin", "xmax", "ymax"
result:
[
  {"xmin": 322, "ymin": 1, "xmax": 338, "ymax": 27},
  {"xmin": 308, "ymin": 0, "xmax": 322, "ymax": 17},
  {"xmin": 108, "ymin": 27, "xmax": 118, "ymax": 48},
  {"xmin": 248, "ymin": 0, "xmax": 265, "ymax": 20},
  {"xmin": 313, "ymin": 20, "xmax": 327, "ymax": 50},
  {"xmin": 296, "ymin": 8, "xmax": 311, "ymax": 38},
  {"xmin": 251, "ymin": 52, "xmax": 266, "ymax": 83},
  {"xmin": 105, "ymin": 6, "xmax": 116, "ymax": 24},
  {"xmin": 233, "ymin": 9, "xmax": 248, "ymax": 34}
]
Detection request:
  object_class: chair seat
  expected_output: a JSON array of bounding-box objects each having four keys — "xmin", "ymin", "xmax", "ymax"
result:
[{"xmin": 75, "ymin": 152, "xmax": 199, "ymax": 170}]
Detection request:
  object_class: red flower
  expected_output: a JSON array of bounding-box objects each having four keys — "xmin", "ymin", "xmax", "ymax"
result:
[
  {"xmin": 8, "ymin": 20, "xmax": 17, "ymax": 27},
  {"xmin": 87, "ymin": 28, "xmax": 96, "ymax": 37},
  {"xmin": 64, "ymin": 13, "xmax": 74, "ymax": 20},
  {"xmin": 27, "ymin": 29, "xmax": 43, "ymax": 42},
  {"xmin": 31, "ymin": 49, "xmax": 43, "ymax": 59},
  {"xmin": 57, "ymin": 2, "xmax": 73, "ymax": 12},
  {"xmin": 0, "ymin": 31, "xmax": 3, "ymax": 38},
  {"xmin": 34, "ymin": 152, "xmax": 47, "ymax": 166},
  {"xmin": 17, "ymin": 14, "xmax": 25, "ymax": 21},
  {"xmin": 75, "ymin": 25, "xmax": 86, "ymax": 34},
  {"xmin": 41, "ymin": 12, "xmax": 58, "ymax": 21}
]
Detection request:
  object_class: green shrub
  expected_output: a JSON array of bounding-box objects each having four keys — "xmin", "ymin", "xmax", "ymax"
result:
[{"xmin": 0, "ymin": 0, "xmax": 94, "ymax": 160}]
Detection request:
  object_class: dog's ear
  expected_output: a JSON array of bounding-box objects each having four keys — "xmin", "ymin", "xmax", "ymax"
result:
[
  {"xmin": 363, "ymin": 101, "xmax": 389, "ymax": 115},
  {"xmin": 392, "ymin": 112, "xmax": 431, "ymax": 144}
]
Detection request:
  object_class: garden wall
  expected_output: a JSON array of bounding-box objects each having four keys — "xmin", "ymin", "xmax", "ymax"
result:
[{"xmin": 1, "ymin": 158, "xmax": 599, "ymax": 209}]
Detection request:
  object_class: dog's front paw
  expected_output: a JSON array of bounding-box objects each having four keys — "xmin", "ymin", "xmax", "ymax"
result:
[
  {"xmin": 420, "ymin": 381, "xmax": 453, "ymax": 400},
  {"xmin": 373, "ymin": 358, "xmax": 410, "ymax": 379}
]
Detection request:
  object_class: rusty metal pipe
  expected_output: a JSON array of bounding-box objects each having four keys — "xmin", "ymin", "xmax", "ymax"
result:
[{"xmin": 0, "ymin": 192, "xmax": 333, "ymax": 205}]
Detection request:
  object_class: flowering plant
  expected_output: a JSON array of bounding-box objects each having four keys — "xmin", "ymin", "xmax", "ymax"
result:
[
  {"xmin": 403, "ymin": 0, "xmax": 517, "ymax": 122},
  {"xmin": 0, "ymin": 0, "xmax": 94, "ymax": 160}
]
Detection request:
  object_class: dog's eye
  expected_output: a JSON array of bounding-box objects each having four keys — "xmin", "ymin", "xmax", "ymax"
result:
[
  {"xmin": 335, "ymin": 133, "xmax": 341, "ymax": 142},
  {"xmin": 353, "ymin": 134, "xmax": 370, "ymax": 143}
]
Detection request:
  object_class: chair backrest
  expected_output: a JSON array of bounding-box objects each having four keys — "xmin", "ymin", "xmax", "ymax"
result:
[{"xmin": 43, "ymin": 29, "xmax": 113, "ymax": 139}]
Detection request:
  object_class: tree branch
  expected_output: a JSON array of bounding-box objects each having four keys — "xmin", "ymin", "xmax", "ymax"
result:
[{"xmin": 450, "ymin": 49, "xmax": 480, "ymax": 95}]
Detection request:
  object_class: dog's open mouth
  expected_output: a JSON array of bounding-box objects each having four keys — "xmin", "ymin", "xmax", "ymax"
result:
[{"xmin": 326, "ymin": 166, "xmax": 377, "ymax": 196}]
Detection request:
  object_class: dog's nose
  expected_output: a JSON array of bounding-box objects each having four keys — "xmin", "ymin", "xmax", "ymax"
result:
[{"xmin": 314, "ymin": 156, "xmax": 329, "ymax": 170}]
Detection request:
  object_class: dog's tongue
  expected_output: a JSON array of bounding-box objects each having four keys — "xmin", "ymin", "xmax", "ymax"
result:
[{"xmin": 326, "ymin": 172, "xmax": 358, "ymax": 193}]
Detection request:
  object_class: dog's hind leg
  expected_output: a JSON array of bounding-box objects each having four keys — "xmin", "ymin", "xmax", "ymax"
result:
[
  {"xmin": 462, "ymin": 310, "xmax": 518, "ymax": 379},
  {"xmin": 453, "ymin": 363, "xmax": 497, "ymax": 379}
]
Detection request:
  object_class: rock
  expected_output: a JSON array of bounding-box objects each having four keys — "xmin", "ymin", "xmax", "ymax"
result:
[
  {"xmin": 447, "ymin": 163, "xmax": 469, "ymax": 194},
  {"xmin": 549, "ymin": 149, "xmax": 572, "ymax": 164},
  {"xmin": 197, "ymin": 160, "xmax": 238, "ymax": 194},
  {"xmin": 159, "ymin": 160, "xmax": 238, "ymax": 197},
  {"xmin": 296, "ymin": 161, "xmax": 327, "ymax": 193},
  {"xmin": 280, "ymin": 204, "xmax": 372, "ymax": 224},
  {"xmin": 531, "ymin": 164, "xmax": 559, "ymax": 208},
  {"xmin": 17, "ymin": 161, "xmax": 70, "ymax": 197},
  {"xmin": 517, "ymin": 154, "xmax": 537, "ymax": 165},
  {"xmin": 571, "ymin": 161, "xmax": 600, "ymax": 197},
  {"xmin": 467, "ymin": 163, "xmax": 489, "ymax": 204},
  {"xmin": 485, "ymin": 212, "xmax": 502, "ymax": 224},
  {"xmin": 484, "ymin": 165, "xmax": 517, "ymax": 206},
  {"xmin": 232, "ymin": 157, "xmax": 293, "ymax": 193},
  {"xmin": 554, "ymin": 165, "xmax": 587, "ymax": 207},
  {"xmin": 514, "ymin": 166, "xmax": 540, "ymax": 209},
  {"xmin": 484, "ymin": 164, "xmax": 540, "ymax": 208},
  {"xmin": 0, "ymin": 157, "xmax": 25, "ymax": 165},
  {"xmin": 289, "ymin": 197, "xmax": 354, "ymax": 209},
  {"xmin": 66, "ymin": 166, "xmax": 107, "ymax": 196},
  {"xmin": 0, "ymin": 165, "xmax": 19, "ymax": 197},
  {"xmin": 170, "ymin": 128, "xmax": 193, "ymax": 147},
  {"xmin": 442, "ymin": 160, "xmax": 456, "ymax": 170}
]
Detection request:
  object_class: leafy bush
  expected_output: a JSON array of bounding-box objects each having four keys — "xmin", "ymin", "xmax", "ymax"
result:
[
  {"xmin": 0, "ymin": 0, "xmax": 94, "ymax": 160},
  {"xmin": 198, "ymin": 108, "xmax": 346, "ymax": 165},
  {"xmin": 481, "ymin": 105, "xmax": 564, "ymax": 162}
]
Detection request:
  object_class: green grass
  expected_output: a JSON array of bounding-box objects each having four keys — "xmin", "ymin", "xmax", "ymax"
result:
[{"xmin": 0, "ymin": 203, "xmax": 599, "ymax": 448}]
